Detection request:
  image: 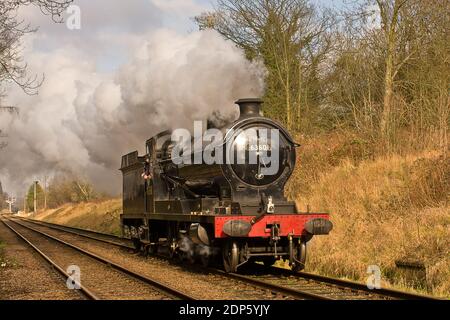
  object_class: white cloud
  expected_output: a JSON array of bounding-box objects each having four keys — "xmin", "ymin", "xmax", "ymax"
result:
[{"xmin": 150, "ymin": 0, "xmax": 206, "ymax": 16}]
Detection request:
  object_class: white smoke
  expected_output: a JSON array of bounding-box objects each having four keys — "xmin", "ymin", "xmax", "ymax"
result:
[{"xmin": 0, "ymin": 29, "xmax": 266, "ymax": 195}]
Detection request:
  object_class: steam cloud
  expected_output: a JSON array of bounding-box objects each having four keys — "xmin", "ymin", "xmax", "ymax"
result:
[{"xmin": 0, "ymin": 30, "xmax": 266, "ymax": 195}]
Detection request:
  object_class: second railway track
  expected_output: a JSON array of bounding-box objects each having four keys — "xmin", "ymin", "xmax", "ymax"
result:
[
  {"xmin": 11, "ymin": 216, "xmax": 440, "ymax": 301},
  {"xmin": 1, "ymin": 216, "xmax": 195, "ymax": 300}
]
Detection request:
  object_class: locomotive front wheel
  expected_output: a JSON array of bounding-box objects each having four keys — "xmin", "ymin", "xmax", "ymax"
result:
[
  {"xmin": 222, "ymin": 240, "xmax": 239, "ymax": 273},
  {"xmin": 291, "ymin": 241, "xmax": 307, "ymax": 272}
]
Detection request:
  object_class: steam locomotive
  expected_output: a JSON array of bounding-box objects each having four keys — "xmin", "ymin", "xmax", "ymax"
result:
[{"xmin": 120, "ymin": 98, "xmax": 332, "ymax": 272}]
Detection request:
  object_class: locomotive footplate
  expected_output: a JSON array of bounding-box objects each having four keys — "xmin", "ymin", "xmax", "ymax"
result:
[{"xmin": 121, "ymin": 212, "xmax": 332, "ymax": 239}]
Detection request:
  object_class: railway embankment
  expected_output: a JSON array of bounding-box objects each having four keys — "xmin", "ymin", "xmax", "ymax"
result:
[
  {"xmin": 27, "ymin": 198, "xmax": 122, "ymax": 236},
  {"xmin": 287, "ymin": 135, "xmax": 449, "ymax": 298}
]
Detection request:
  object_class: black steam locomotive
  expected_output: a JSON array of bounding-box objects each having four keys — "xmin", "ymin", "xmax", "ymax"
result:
[{"xmin": 120, "ymin": 98, "xmax": 332, "ymax": 272}]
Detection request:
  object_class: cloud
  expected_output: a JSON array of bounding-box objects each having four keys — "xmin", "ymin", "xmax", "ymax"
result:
[
  {"xmin": 149, "ymin": 0, "xmax": 210, "ymax": 32},
  {"xmin": 17, "ymin": 0, "xmax": 164, "ymax": 73},
  {"xmin": 150, "ymin": 0, "xmax": 206, "ymax": 16}
]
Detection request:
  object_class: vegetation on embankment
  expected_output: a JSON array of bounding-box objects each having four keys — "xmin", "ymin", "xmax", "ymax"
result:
[
  {"xmin": 33, "ymin": 198, "xmax": 122, "ymax": 236},
  {"xmin": 24, "ymin": 175, "xmax": 109, "ymax": 212},
  {"xmin": 286, "ymin": 133, "xmax": 449, "ymax": 298},
  {"xmin": 0, "ymin": 240, "xmax": 6, "ymax": 267}
]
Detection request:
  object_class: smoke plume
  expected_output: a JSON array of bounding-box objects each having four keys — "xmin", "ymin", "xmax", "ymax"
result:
[{"xmin": 0, "ymin": 30, "xmax": 266, "ymax": 195}]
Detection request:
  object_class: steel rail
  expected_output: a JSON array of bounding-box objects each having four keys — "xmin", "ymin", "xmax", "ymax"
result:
[
  {"xmin": 268, "ymin": 266, "xmax": 440, "ymax": 300},
  {"xmin": 20, "ymin": 217, "xmax": 123, "ymax": 238},
  {"xmin": 1, "ymin": 218, "xmax": 99, "ymax": 300},
  {"xmin": 15, "ymin": 216, "xmax": 441, "ymax": 300},
  {"xmin": 15, "ymin": 217, "xmax": 324, "ymax": 300},
  {"xmin": 216, "ymin": 269, "xmax": 334, "ymax": 300},
  {"xmin": 6, "ymin": 217, "xmax": 196, "ymax": 300},
  {"xmin": 17, "ymin": 217, "xmax": 133, "ymax": 249}
]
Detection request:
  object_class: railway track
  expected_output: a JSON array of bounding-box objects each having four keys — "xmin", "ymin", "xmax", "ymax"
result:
[
  {"xmin": 1, "ymin": 218, "xmax": 97, "ymax": 300},
  {"xmin": 234, "ymin": 265, "xmax": 431, "ymax": 300},
  {"xmin": 16, "ymin": 217, "xmax": 133, "ymax": 249},
  {"xmin": 11, "ymin": 215, "xmax": 440, "ymax": 300},
  {"xmin": 7, "ymin": 217, "xmax": 326, "ymax": 300},
  {"xmin": 260, "ymin": 266, "xmax": 437, "ymax": 300},
  {"xmin": 1, "ymin": 216, "xmax": 195, "ymax": 300}
]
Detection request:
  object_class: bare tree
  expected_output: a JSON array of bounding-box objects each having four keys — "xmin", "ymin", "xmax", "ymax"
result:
[
  {"xmin": 375, "ymin": 0, "xmax": 409, "ymax": 138},
  {"xmin": 0, "ymin": 101, "xmax": 19, "ymax": 149},
  {"xmin": 197, "ymin": 0, "xmax": 448, "ymax": 155},
  {"xmin": 45, "ymin": 174, "xmax": 100, "ymax": 207},
  {"xmin": 0, "ymin": 0, "xmax": 73, "ymax": 94},
  {"xmin": 1, "ymin": 1, "xmax": 72, "ymax": 150},
  {"xmin": 327, "ymin": 0, "xmax": 449, "ymax": 153},
  {"xmin": 195, "ymin": 0, "xmax": 335, "ymax": 132}
]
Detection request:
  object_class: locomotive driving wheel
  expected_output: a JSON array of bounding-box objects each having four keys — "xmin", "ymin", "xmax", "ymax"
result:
[
  {"xmin": 291, "ymin": 241, "xmax": 307, "ymax": 272},
  {"xmin": 222, "ymin": 240, "xmax": 239, "ymax": 273}
]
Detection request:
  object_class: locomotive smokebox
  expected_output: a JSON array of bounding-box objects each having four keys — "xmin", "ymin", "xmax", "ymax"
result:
[{"xmin": 235, "ymin": 98, "xmax": 263, "ymax": 118}]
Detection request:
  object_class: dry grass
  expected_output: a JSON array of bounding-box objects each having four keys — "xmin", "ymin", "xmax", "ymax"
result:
[
  {"xmin": 287, "ymin": 135, "xmax": 449, "ymax": 298},
  {"xmin": 33, "ymin": 198, "xmax": 122, "ymax": 236},
  {"xmin": 0, "ymin": 240, "xmax": 5, "ymax": 265}
]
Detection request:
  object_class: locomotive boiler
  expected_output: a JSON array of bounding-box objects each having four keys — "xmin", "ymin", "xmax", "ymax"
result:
[{"xmin": 120, "ymin": 98, "xmax": 332, "ymax": 272}]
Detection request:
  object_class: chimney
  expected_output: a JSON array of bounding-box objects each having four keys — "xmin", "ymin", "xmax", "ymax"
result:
[{"xmin": 235, "ymin": 98, "xmax": 263, "ymax": 118}]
